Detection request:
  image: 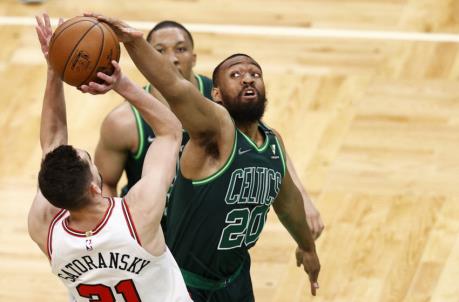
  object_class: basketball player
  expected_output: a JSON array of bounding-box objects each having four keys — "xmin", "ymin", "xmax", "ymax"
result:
[
  {"xmin": 93, "ymin": 20, "xmax": 324, "ymax": 239},
  {"xmin": 28, "ymin": 13, "xmax": 191, "ymax": 301},
  {"xmin": 84, "ymin": 14, "xmax": 320, "ymax": 301}
]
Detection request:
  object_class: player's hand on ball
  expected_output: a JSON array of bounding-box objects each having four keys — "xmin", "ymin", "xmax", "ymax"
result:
[
  {"xmin": 84, "ymin": 12, "xmax": 143, "ymax": 43},
  {"xmin": 35, "ymin": 13, "xmax": 63, "ymax": 61},
  {"xmin": 296, "ymin": 246, "xmax": 320, "ymax": 296},
  {"xmin": 80, "ymin": 60, "xmax": 122, "ymax": 95}
]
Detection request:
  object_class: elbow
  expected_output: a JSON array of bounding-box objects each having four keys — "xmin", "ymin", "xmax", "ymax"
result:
[{"xmin": 163, "ymin": 78, "xmax": 193, "ymax": 103}]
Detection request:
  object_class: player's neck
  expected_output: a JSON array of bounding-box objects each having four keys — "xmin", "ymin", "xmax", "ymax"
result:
[
  {"xmin": 237, "ymin": 122, "xmax": 264, "ymax": 147},
  {"xmin": 67, "ymin": 195, "xmax": 109, "ymax": 232}
]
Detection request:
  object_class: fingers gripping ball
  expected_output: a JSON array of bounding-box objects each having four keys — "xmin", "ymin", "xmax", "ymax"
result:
[{"xmin": 48, "ymin": 16, "xmax": 120, "ymax": 87}]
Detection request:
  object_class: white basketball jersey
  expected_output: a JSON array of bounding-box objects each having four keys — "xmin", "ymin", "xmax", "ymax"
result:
[{"xmin": 47, "ymin": 197, "xmax": 192, "ymax": 302}]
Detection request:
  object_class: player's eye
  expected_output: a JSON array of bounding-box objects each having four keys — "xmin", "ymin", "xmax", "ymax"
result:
[
  {"xmin": 230, "ymin": 71, "xmax": 241, "ymax": 78},
  {"xmin": 252, "ymin": 72, "xmax": 261, "ymax": 78},
  {"xmin": 177, "ymin": 47, "xmax": 187, "ymax": 53},
  {"xmin": 155, "ymin": 48, "xmax": 165, "ymax": 54}
]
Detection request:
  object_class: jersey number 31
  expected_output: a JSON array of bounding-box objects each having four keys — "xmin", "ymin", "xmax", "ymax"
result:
[{"xmin": 77, "ymin": 279, "xmax": 141, "ymax": 302}]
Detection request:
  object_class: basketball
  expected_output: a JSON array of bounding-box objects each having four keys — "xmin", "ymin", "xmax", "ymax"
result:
[{"xmin": 48, "ymin": 16, "xmax": 120, "ymax": 87}]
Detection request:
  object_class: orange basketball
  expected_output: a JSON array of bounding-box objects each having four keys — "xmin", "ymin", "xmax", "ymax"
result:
[{"xmin": 48, "ymin": 16, "xmax": 121, "ymax": 87}]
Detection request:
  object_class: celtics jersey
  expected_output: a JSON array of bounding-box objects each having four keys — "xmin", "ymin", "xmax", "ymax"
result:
[
  {"xmin": 166, "ymin": 123, "xmax": 286, "ymax": 280},
  {"xmin": 121, "ymin": 74, "xmax": 213, "ymax": 196}
]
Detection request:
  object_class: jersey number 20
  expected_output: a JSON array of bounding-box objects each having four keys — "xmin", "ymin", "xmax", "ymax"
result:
[
  {"xmin": 218, "ymin": 205, "xmax": 268, "ymax": 250},
  {"xmin": 77, "ymin": 279, "xmax": 141, "ymax": 302}
]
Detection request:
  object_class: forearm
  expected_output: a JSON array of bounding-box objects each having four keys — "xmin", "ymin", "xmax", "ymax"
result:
[
  {"xmin": 40, "ymin": 68, "xmax": 67, "ymax": 153},
  {"xmin": 286, "ymin": 154, "xmax": 310, "ymax": 202},
  {"xmin": 114, "ymin": 75, "xmax": 182, "ymax": 137},
  {"xmin": 276, "ymin": 198, "xmax": 316, "ymax": 252},
  {"xmin": 123, "ymin": 38, "xmax": 185, "ymax": 102}
]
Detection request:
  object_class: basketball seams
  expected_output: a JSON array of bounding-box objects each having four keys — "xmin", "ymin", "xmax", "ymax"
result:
[
  {"xmin": 48, "ymin": 16, "xmax": 120, "ymax": 87},
  {"xmin": 62, "ymin": 22, "xmax": 100, "ymax": 85},
  {"xmin": 50, "ymin": 18, "xmax": 97, "ymax": 46},
  {"xmin": 49, "ymin": 18, "xmax": 97, "ymax": 56},
  {"xmin": 77, "ymin": 23, "xmax": 105, "ymax": 87}
]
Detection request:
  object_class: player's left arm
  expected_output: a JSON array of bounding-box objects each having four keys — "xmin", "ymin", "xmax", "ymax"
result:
[
  {"xmin": 286, "ymin": 153, "xmax": 324, "ymax": 239},
  {"xmin": 271, "ymin": 132, "xmax": 320, "ymax": 296}
]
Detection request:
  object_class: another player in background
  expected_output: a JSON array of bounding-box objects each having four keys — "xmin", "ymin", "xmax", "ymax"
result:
[
  {"xmin": 95, "ymin": 20, "xmax": 324, "ymax": 239},
  {"xmin": 28, "ymin": 14, "xmax": 191, "ymax": 302},
  {"xmin": 94, "ymin": 20, "xmax": 212, "ymax": 198},
  {"xmin": 85, "ymin": 14, "xmax": 320, "ymax": 302}
]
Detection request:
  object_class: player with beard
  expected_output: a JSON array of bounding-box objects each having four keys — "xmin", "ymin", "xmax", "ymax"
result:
[
  {"xmin": 82, "ymin": 14, "xmax": 321, "ymax": 302},
  {"xmin": 94, "ymin": 20, "xmax": 323, "ymax": 239}
]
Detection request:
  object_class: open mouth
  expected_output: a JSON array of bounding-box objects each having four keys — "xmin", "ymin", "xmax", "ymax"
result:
[{"xmin": 241, "ymin": 88, "xmax": 257, "ymax": 99}]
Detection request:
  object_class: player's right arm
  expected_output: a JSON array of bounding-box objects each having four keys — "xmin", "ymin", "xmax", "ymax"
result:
[
  {"xmin": 88, "ymin": 62, "xmax": 182, "ymax": 256},
  {"xmin": 94, "ymin": 102, "xmax": 136, "ymax": 196},
  {"xmin": 29, "ymin": 13, "xmax": 65, "ymax": 254},
  {"xmin": 84, "ymin": 14, "xmax": 234, "ymax": 148}
]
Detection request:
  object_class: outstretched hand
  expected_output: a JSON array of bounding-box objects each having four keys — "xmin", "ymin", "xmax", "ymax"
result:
[
  {"xmin": 84, "ymin": 12, "xmax": 143, "ymax": 43},
  {"xmin": 79, "ymin": 60, "xmax": 123, "ymax": 95},
  {"xmin": 296, "ymin": 246, "xmax": 320, "ymax": 296},
  {"xmin": 35, "ymin": 13, "xmax": 63, "ymax": 61}
]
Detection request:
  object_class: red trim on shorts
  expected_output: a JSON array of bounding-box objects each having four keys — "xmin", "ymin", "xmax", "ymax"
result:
[
  {"xmin": 121, "ymin": 198, "xmax": 142, "ymax": 246},
  {"xmin": 46, "ymin": 209, "xmax": 67, "ymax": 260},
  {"xmin": 62, "ymin": 198, "xmax": 114, "ymax": 237}
]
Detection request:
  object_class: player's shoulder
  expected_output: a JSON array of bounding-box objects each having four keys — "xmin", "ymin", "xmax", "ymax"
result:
[
  {"xmin": 28, "ymin": 191, "xmax": 62, "ymax": 251},
  {"xmin": 101, "ymin": 101, "xmax": 137, "ymax": 135},
  {"xmin": 259, "ymin": 122, "xmax": 285, "ymax": 148}
]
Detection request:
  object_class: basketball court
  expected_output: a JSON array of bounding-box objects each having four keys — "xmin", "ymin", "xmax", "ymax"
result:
[{"xmin": 0, "ymin": 0, "xmax": 458, "ymax": 301}]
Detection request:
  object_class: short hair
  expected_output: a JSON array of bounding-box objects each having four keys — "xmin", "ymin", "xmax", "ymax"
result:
[
  {"xmin": 146, "ymin": 20, "xmax": 194, "ymax": 48},
  {"xmin": 212, "ymin": 53, "xmax": 262, "ymax": 87},
  {"xmin": 38, "ymin": 145, "xmax": 92, "ymax": 210}
]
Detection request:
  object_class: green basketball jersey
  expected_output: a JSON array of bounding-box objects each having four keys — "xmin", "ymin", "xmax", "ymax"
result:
[
  {"xmin": 166, "ymin": 123, "xmax": 286, "ymax": 280},
  {"xmin": 120, "ymin": 74, "xmax": 213, "ymax": 196}
]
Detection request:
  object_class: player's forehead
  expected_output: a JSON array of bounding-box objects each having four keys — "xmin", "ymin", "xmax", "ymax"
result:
[
  {"xmin": 150, "ymin": 27, "xmax": 190, "ymax": 46},
  {"xmin": 221, "ymin": 56, "xmax": 261, "ymax": 72}
]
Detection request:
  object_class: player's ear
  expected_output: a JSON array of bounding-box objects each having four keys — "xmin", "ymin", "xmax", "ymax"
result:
[
  {"xmin": 212, "ymin": 87, "xmax": 222, "ymax": 104},
  {"xmin": 89, "ymin": 182, "xmax": 102, "ymax": 196}
]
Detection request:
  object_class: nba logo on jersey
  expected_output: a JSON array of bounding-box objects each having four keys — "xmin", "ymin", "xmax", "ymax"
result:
[
  {"xmin": 271, "ymin": 144, "xmax": 279, "ymax": 159},
  {"xmin": 85, "ymin": 239, "xmax": 93, "ymax": 251}
]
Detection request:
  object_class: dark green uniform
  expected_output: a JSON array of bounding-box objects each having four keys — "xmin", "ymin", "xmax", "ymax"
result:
[
  {"xmin": 166, "ymin": 123, "xmax": 286, "ymax": 302},
  {"xmin": 120, "ymin": 74, "xmax": 213, "ymax": 196}
]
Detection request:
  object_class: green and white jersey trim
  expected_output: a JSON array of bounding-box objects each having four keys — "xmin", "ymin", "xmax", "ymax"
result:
[
  {"xmin": 274, "ymin": 136, "xmax": 286, "ymax": 175},
  {"xmin": 237, "ymin": 129, "xmax": 270, "ymax": 152},
  {"xmin": 196, "ymin": 74, "xmax": 204, "ymax": 94},
  {"xmin": 130, "ymin": 106, "xmax": 145, "ymax": 160}
]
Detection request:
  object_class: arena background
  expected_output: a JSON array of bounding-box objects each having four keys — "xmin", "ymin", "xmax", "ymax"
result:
[{"xmin": 0, "ymin": 0, "xmax": 458, "ymax": 301}]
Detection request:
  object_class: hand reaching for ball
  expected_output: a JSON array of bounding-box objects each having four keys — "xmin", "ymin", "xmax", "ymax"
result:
[
  {"xmin": 84, "ymin": 12, "xmax": 144, "ymax": 43},
  {"xmin": 79, "ymin": 60, "xmax": 124, "ymax": 95},
  {"xmin": 35, "ymin": 13, "xmax": 63, "ymax": 62}
]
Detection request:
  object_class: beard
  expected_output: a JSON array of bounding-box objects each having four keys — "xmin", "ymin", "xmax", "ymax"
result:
[{"xmin": 221, "ymin": 86, "xmax": 267, "ymax": 124}]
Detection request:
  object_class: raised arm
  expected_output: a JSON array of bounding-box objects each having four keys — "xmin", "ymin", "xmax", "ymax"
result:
[
  {"xmin": 85, "ymin": 14, "xmax": 233, "ymax": 142},
  {"xmin": 29, "ymin": 13, "xmax": 66, "ymax": 254},
  {"xmin": 36, "ymin": 14, "xmax": 66, "ymax": 155},
  {"xmin": 88, "ymin": 62, "xmax": 182, "ymax": 254}
]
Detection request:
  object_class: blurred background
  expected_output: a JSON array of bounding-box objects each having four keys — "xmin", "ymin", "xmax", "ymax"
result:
[{"xmin": 1, "ymin": 0, "xmax": 459, "ymax": 301}]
